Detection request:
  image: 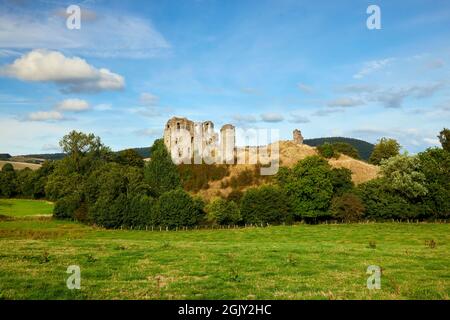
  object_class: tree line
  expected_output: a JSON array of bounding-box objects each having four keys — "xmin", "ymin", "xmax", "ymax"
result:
[{"xmin": 1, "ymin": 128, "xmax": 449, "ymax": 227}]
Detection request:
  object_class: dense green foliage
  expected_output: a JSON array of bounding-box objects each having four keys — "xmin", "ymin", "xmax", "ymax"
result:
[
  {"xmin": 144, "ymin": 139, "xmax": 181, "ymax": 197},
  {"xmin": 240, "ymin": 185, "xmax": 291, "ymax": 225},
  {"xmin": 330, "ymin": 192, "xmax": 365, "ymax": 222},
  {"xmin": 316, "ymin": 142, "xmax": 338, "ymax": 158},
  {"xmin": 330, "ymin": 142, "xmax": 360, "ymax": 159},
  {"xmin": 2, "ymin": 129, "xmax": 449, "ymax": 226},
  {"xmin": 206, "ymin": 198, "xmax": 241, "ymax": 225},
  {"xmin": 277, "ymin": 156, "xmax": 336, "ymax": 221},
  {"xmin": 369, "ymin": 137, "xmax": 401, "ymax": 165}
]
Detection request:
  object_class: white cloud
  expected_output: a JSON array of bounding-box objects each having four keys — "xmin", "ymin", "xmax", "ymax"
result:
[
  {"xmin": 0, "ymin": 11, "xmax": 170, "ymax": 59},
  {"xmin": 140, "ymin": 93, "xmax": 159, "ymax": 106},
  {"xmin": 27, "ymin": 110, "xmax": 64, "ymax": 122},
  {"xmin": 56, "ymin": 99, "xmax": 90, "ymax": 112},
  {"xmin": 327, "ymin": 97, "xmax": 365, "ymax": 108},
  {"xmin": 289, "ymin": 112, "xmax": 310, "ymax": 123},
  {"xmin": 261, "ymin": 112, "xmax": 284, "ymax": 122},
  {"xmin": 0, "ymin": 49, "xmax": 125, "ymax": 93},
  {"xmin": 232, "ymin": 114, "xmax": 258, "ymax": 123},
  {"xmin": 353, "ymin": 58, "xmax": 394, "ymax": 79}
]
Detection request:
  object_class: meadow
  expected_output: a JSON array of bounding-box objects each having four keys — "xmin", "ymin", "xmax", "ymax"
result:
[{"xmin": 0, "ymin": 199, "xmax": 448, "ymax": 300}]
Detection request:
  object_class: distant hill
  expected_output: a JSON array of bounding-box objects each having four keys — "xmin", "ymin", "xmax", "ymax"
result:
[
  {"xmin": 304, "ymin": 137, "xmax": 374, "ymax": 161},
  {"xmin": 0, "ymin": 153, "xmax": 12, "ymax": 160},
  {"xmin": 15, "ymin": 137, "xmax": 374, "ymax": 162},
  {"xmin": 20, "ymin": 147, "xmax": 152, "ymax": 161}
]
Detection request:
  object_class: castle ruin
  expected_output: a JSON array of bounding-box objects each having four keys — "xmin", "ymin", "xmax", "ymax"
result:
[
  {"xmin": 163, "ymin": 116, "xmax": 303, "ymax": 164},
  {"xmin": 163, "ymin": 116, "xmax": 235, "ymax": 163}
]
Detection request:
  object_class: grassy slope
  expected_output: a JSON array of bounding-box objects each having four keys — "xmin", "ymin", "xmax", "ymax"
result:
[{"xmin": 0, "ymin": 201, "xmax": 448, "ymax": 300}]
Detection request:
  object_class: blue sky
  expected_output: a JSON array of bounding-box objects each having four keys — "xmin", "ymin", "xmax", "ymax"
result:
[{"xmin": 0, "ymin": 0, "xmax": 449, "ymax": 155}]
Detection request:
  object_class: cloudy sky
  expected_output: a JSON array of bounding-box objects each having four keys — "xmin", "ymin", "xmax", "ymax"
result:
[{"xmin": 0, "ymin": 0, "xmax": 449, "ymax": 155}]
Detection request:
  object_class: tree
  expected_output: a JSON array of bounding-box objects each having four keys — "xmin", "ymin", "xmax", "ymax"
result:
[
  {"xmin": 417, "ymin": 148, "xmax": 450, "ymax": 218},
  {"xmin": 380, "ymin": 154, "xmax": 428, "ymax": 201},
  {"xmin": 357, "ymin": 179, "xmax": 422, "ymax": 220},
  {"xmin": 207, "ymin": 198, "xmax": 241, "ymax": 225},
  {"xmin": 438, "ymin": 128, "xmax": 450, "ymax": 152},
  {"xmin": 331, "ymin": 142, "xmax": 360, "ymax": 159},
  {"xmin": 0, "ymin": 163, "xmax": 17, "ymax": 198},
  {"xmin": 277, "ymin": 156, "xmax": 334, "ymax": 221},
  {"xmin": 240, "ymin": 185, "xmax": 291, "ymax": 225},
  {"xmin": 369, "ymin": 138, "xmax": 401, "ymax": 165},
  {"xmin": 157, "ymin": 188, "xmax": 205, "ymax": 228},
  {"xmin": 144, "ymin": 139, "xmax": 181, "ymax": 196},
  {"xmin": 330, "ymin": 192, "xmax": 365, "ymax": 222},
  {"xmin": 116, "ymin": 149, "xmax": 145, "ymax": 168},
  {"xmin": 330, "ymin": 167, "xmax": 354, "ymax": 195},
  {"xmin": 317, "ymin": 142, "xmax": 338, "ymax": 159},
  {"xmin": 59, "ymin": 130, "xmax": 111, "ymax": 172}
]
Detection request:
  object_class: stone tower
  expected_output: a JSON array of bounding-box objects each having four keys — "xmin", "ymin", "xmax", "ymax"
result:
[
  {"xmin": 163, "ymin": 117, "xmax": 195, "ymax": 160},
  {"xmin": 293, "ymin": 129, "xmax": 303, "ymax": 144},
  {"xmin": 220, "ymin": 124, "xmax": 236, "ymax": 164}
]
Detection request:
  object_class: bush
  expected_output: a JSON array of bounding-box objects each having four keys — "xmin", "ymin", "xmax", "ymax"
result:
[
  {"xmin": 240, "ymin": 185, "xmax": 291, "ymax": 225},
  {"xmin": 331, "ymin": 142, "xmax": 360, "ymax": 159},
  {"xmin": 178, "ymin": 164, "xmax": 229, "ymax": 192},
  {"xmin": 317, "ymin": 142, "xmax": 338, "ymax": 159},
  {"xmin": 357, "ymin": 179, "xmax": 423, "ymax": 220},
  {"xmin": 330, "ymin": 167, "xmax": 353, "ymax": 195},
  {"xmin": 157, "ymin": 189, "xmax": 205, "ymax": 228},
  {"xmin": 125, "ymin": 195, "xmax": 158, "ymax": 227},
  {"xmin": 330, "ymin": 192, "xmax": 365, "ymax": 222},
  {"xmin": 207, "ymin": 198, "xmax": 241, "ymax": 225},
  {"xmin": 53, "ymin": 193, "xmax": 83, "ymax": 220}
]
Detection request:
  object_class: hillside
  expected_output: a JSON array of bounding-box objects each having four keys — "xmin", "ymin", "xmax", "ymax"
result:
[
  {"xmin": 304, "ymin": 137, "xmax": 374, "ymax": 160},
  {"xmin": 0, "ymin": 160, "xmax": 41, "ymax": 171},
  {"xmin": 194, "ymin": 140, "xmax": 379, "ymax": 200}
]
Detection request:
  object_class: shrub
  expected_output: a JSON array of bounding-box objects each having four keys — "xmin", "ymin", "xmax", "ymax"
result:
[
  {"xmin": 207, "ymin": 198, "xmax": 241, "ymax": 225},
  {"xmin": 125, "ymin": 195, "xmax": 157, "ymax": 227},
  {"xmin": 330, "ymin": 192, "xmax": 365, "ymax": 222},
  {"xmin": 53, "ymin": 193, "xmax": 83, "ymax": 220},
  {"xmin": 331, "ymin": 142, "xmax": 360, "ymax": 159},
  {"xmin": 317, "ymin": 143, "xmax": 338, "ymax": 159},
  {"xmin": 357, "ymin": 179, "xmax": 422, "ymax": 220},
  {"xmin": 240, "ymin": 185, "xmax": 291, "ymax": 225},
  {"xmin": 330, "ymin": 167, "xmax": 354, "ymax": 195},
  {"xmin": 157, "ymin": 188, "xmax": 205, "ymax": 228}
]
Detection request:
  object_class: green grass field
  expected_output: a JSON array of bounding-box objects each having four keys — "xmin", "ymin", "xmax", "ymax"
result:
[
  {"xmin": 0, "ymin": 199, "xmax": 448, "ymax": 300},
  {"xmin": 0, "ymin": 199, "xmax": 54, "ymax": 217}
]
